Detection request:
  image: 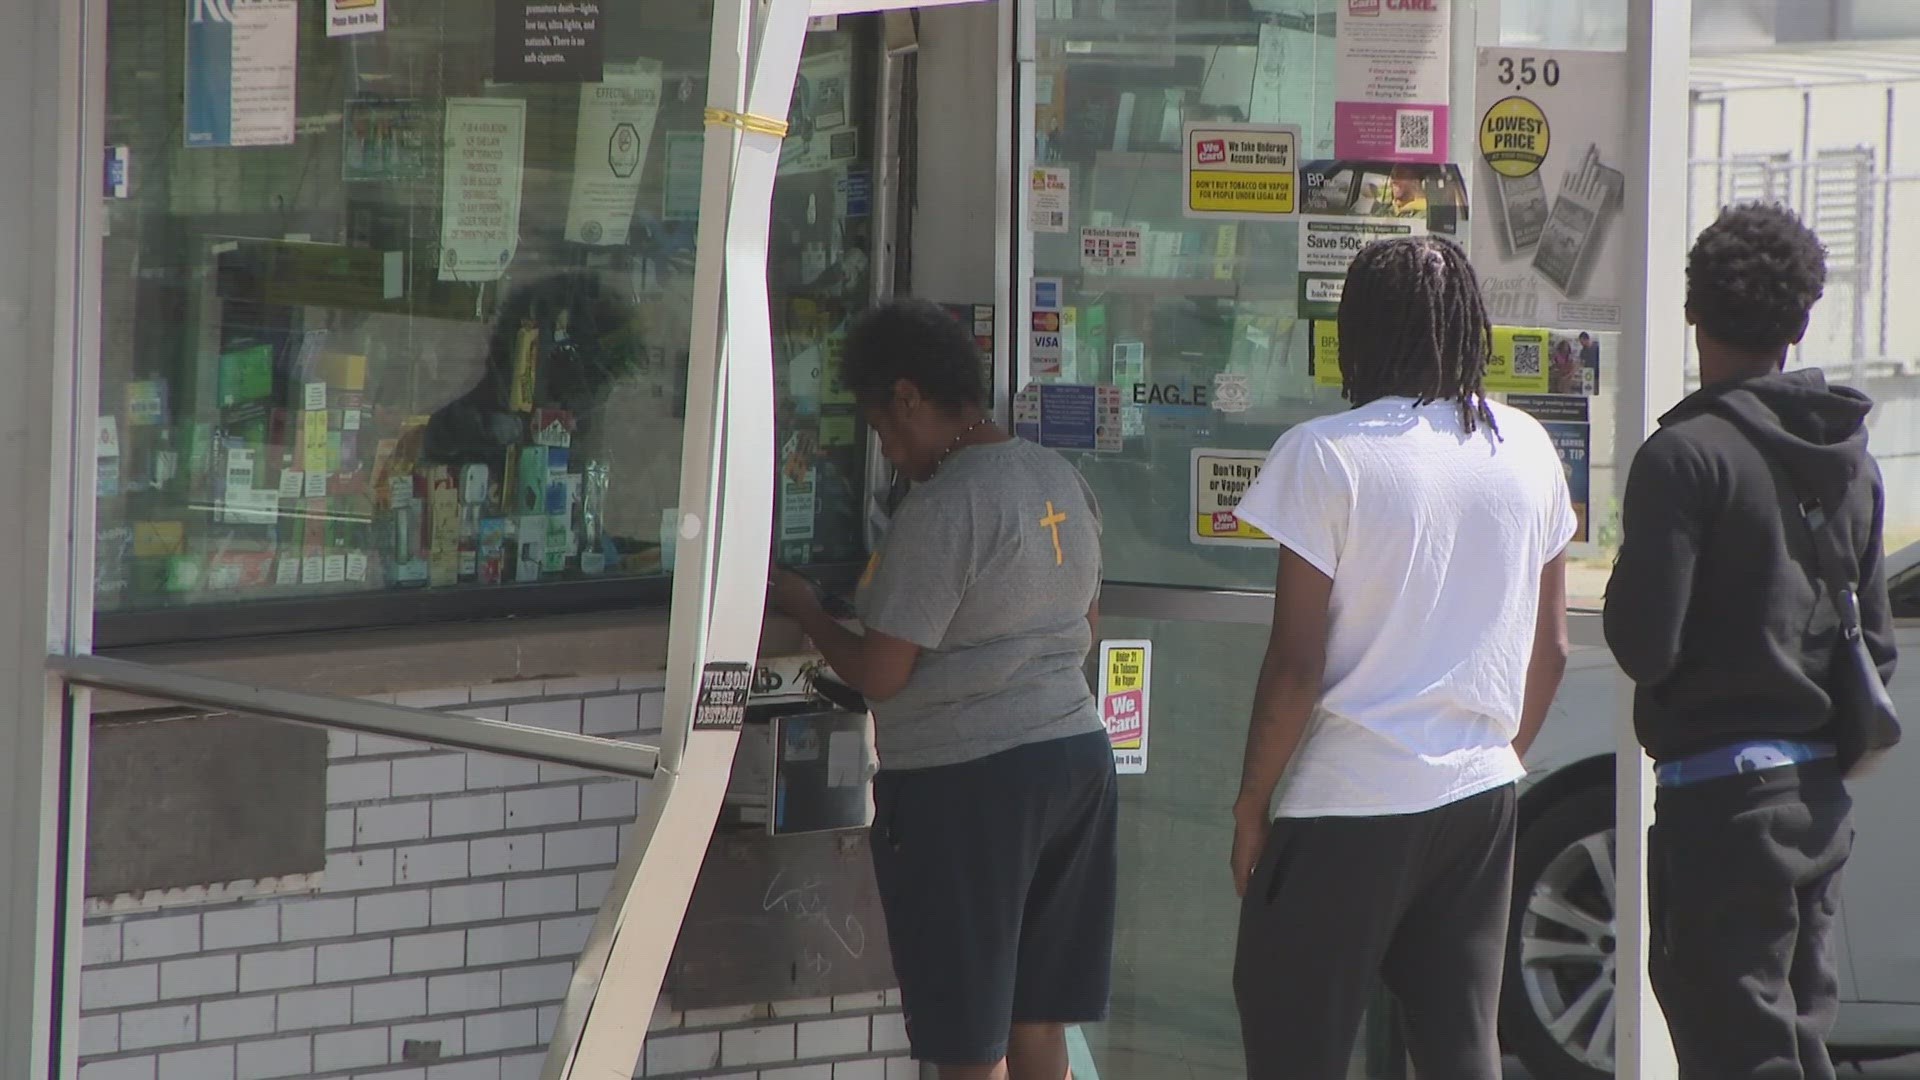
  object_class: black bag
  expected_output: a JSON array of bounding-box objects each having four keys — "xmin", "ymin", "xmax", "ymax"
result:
[{"xmin": 1762, "ymin": 461, "xmax": 1902, "ymax": 775}]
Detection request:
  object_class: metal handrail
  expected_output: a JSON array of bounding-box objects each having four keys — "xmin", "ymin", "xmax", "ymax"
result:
[{"xmin": 50, "ymin": 653, "xmax": 659, "ymax": 779}]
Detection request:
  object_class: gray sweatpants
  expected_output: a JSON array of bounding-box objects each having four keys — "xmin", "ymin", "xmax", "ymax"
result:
[{"xmin": 1233, "ymin": 785, "xmax": 1517, "ymax": 1080}]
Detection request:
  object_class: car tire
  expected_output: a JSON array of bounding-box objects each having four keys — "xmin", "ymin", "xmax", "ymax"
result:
[{"xmin": 1501, "ymin": 785, "xmax": 1617, "ymax": 1080}]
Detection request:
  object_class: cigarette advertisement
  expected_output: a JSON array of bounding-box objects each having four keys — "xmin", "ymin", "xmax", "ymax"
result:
[
  {"xmin": 1296, "ymin": 159, "xmax": 1467, "ymax": 320},
  {"xmin": 1335, "ymin": 0, "xmax": 1450, "ymax": 164},
  {"xmin": 1101, "ymin": 640, "xmax": 1151, "ymax": 775},
  {"xmin": 1474, "ymin": 48, "xmax": 1629, "ymax": 332},
  {"xmin": 343, "ymin": 99, "xmax": 431, "ymax": 182},
  {"xmin": 1191, "ymin": 449, "xmax": 1273, "ymax": 547}
]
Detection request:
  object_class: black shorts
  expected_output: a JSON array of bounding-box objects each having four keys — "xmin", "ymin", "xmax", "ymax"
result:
[{"xmin": 869, "ymin": 729, "xmax": 1118, "ymax": 1065}]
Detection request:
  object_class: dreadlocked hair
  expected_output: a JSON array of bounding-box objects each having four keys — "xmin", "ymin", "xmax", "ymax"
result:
[{"xmin": 1337, "ymin": 234, "xmax": 1500, "ymax": 439}]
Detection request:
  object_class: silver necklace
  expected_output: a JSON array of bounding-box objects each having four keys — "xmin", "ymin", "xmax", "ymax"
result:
[{"xmin": 936, "ymin": 417, "xmax": 990, "ymax": 471}]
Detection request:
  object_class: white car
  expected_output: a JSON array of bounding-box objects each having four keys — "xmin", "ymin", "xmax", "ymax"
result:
[{"xmin": 1500, "ymin": 543, "xmax": 1920, "ymax": 1079}]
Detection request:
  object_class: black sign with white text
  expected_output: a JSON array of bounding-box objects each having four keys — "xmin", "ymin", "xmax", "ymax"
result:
[
  {"xmin": 694, "ymin": 662, "xmax": 752, "ymax": 731},
  {"xmin": 494, "ymin": 0, "xmax": 604, "ymax": 84}
]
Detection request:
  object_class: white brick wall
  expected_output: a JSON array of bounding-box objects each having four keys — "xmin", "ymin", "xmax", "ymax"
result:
[{"xmin": 79, "ymin": 680, "xmax": 907, "ymax": 1080}]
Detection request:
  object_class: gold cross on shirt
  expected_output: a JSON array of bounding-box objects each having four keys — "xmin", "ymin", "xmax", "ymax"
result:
[{"xmin": 1040, "ymin": 502, "xmax": 1067, "ymax": 566}]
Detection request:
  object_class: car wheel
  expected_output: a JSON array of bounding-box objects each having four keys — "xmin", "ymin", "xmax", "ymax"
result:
[{"xmin": 1501, "ymin": 786, "xmax": 1617, "ymax": 1080}]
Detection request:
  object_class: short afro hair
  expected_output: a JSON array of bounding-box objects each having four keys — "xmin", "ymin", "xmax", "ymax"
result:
[
  {"xmin": 1686, "ymin": 202, "xmax": 1827, "ymax": 355},
  {"xmin": 840, "ymin": 299, "xmax": 985, "ymax": 414}
]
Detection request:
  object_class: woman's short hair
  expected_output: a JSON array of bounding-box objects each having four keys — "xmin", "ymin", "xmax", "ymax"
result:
[{"xmin": 841, "ymin": 299, "xmax": 985, "ymax": 414}]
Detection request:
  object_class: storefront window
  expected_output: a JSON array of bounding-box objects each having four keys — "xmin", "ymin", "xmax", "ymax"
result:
[
  {"xmin": 1028, "ymin": 1, "xmax": 1348, "ymax": 592},
  {"xmin": 95, "ymin": 0, "xmax": 877, "ymax": 631},
  {"xmin": 1028, "ymin": 4, "xmax": 1492, "ymax": 1076}
]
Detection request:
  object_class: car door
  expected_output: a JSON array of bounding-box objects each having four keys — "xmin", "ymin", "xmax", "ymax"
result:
[{"xmin": 1837, "ymin": 543, "xmax": 1920, "ymax": 1003}]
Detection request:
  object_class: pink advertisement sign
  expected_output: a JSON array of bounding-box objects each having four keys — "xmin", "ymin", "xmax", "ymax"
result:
[{"xmin": 1334, "ymin": 0, "xmax": 1451, "ymax": 164}]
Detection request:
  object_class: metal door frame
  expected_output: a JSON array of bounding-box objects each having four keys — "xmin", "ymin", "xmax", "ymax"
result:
[
  {"xmin": 4, "ymin": 0, "xmax": 798, "ymax": 1076},
  {"xmin": 0, "ymin": 0, "xmax": 1691, "ymax": 1077}
]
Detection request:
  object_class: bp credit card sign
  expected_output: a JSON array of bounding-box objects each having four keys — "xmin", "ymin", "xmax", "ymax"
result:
[
  {"xmin": 1183, "ymin": 122, "xmax": 1299, "ymax": 220},
  {"xmin": 1100, "ymin": 640, "xmax": 1151, "ymax": 775}
]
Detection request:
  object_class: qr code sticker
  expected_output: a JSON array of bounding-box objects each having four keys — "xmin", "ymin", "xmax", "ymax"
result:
[
  {"xmin": 1043, "ymin": 211, "xmax": 1064, "ymax": 229},
  {"xmin": 1394, "ymin": 109, "xmax": 1434, "ymax": 155},
  {"xmin": 1511, "ymin": 340, "xmax": 1543, "ymax": 377}
]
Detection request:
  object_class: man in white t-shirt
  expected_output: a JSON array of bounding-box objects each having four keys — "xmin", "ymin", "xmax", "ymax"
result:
[{"xmin": 1228, "ymin": 236, "xmax": 1576, "ymax": 1079}]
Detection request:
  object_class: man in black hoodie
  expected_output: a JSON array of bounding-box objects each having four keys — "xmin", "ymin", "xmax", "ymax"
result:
[{"xmin": 1605, "ymin": 202, "xmax": 1896, "ymax": 1079}]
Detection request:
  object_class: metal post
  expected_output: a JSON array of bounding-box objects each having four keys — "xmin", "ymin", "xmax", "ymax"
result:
[
  {"xmin": 0, "ymin": 0, "xmax": 105, "ymax": 1071},
  {"xmin": 1007, "ymin": 0, "xmax": 1031, "ymax": 413},
  {"xmin": 543, "ymin": 0, "xmax": 803, "ymax": 1073},
  {"xmin": 1616, "ymin": 0, "xmax": 1689, "ymax": 1076}
]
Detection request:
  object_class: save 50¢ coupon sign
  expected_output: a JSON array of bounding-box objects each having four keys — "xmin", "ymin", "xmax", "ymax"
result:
[{"xmin": 1100, "ymin": 640, "xmax": 1151, "ymax": 775}]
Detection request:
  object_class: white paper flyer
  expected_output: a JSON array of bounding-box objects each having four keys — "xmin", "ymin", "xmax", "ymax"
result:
[
  {"xmin": 1030, "ymin": 167, "xmax": 1071, "ymax": 233},
  {"xmin": 439, "ymin": 98, "xmax": 528, "ymax": 282},
  {"xmin": 1334, "ymin": 0, "xmax": 1450, "ymax": 164},
  {"xmin": 564, "ymin": 60, "xmax": 665, "ymax": 246},
  {"xmin": 185, "ymin": 0, "xmax": 298, "ymax": 148}
]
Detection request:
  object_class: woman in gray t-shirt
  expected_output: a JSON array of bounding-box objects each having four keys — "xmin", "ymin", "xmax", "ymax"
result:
[{"xmin": 771, "ymin": 299, "xmax": 1115, "ymax": 1080}]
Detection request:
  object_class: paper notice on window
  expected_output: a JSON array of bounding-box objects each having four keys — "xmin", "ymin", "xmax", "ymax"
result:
[
  {"xmin": 564, "ymin": 60, "xmax": 664, "ymax": 247},
  {"xmin": 439, "ymin": 98, "xmax": 528, "ymax": 282},
  {"xmin": 326, "ymin": 0, "xmax": 384, "ymax": 36},
  {"xmin": 1191, "ymin": 448, "xmax": 1274, "ymax": 547},
  {"xmin": 1509, "ymin": 394, "xmax": 1591, "ymax": 544},
  {"xmin": 781, "ymin": 51, "xmax": 858, "ymax": 176},
  {"xmin": 1335, "ymin": 0, "xmax": 1450, "ymax": 164},
  {"xmin": 1080, "ymin": 227, "xmax": 1142, "ymax": 272},
  {"xmin": 185, "ymin": 0, "xmax": 298, "ymax": 148},
  {"xmin": 1030, "ymin": 167, "xmax": 1071, "ymax": 234},
  {"xmin": 826, "ymin": 730, "xmax": 865, "ymax": 788},
  {"xmin": 1183, "ymin": 122, "xmax": 1299, "ymax": 220}
]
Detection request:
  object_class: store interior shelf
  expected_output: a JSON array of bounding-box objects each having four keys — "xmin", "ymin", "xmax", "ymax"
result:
[{"xmin": 1077, "ymin": 274, "xmax": 1241, "ymax": 298}]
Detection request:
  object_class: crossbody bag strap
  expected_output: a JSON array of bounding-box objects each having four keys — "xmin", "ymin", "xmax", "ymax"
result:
[
  {"xmin": 1737, "ymin": 429, "xmax": 1863, "ymax": 635},
  {"xmin": 1799, "ymin": 500, "xmax": 1867, "ymax": 639}
]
